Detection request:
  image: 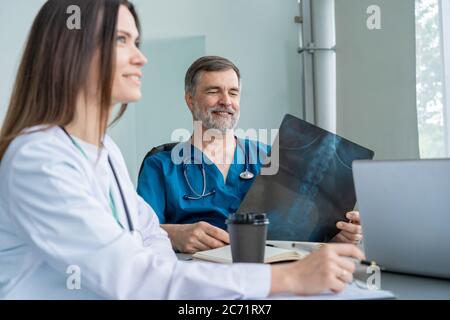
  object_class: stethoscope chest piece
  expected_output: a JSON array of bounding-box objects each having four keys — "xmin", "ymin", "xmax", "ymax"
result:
[{"xmin": 239, "ymin": 170, "xmax": 254, "ymax": 180}]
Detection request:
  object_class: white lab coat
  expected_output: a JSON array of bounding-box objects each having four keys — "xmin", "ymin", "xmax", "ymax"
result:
[{"xmin": 0, "ymin": 126, "xmax": 271, "ymax": 299}]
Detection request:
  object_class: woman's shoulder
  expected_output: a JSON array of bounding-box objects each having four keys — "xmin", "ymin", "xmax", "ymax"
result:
[{"xmin": 2, "ymin": 125, "xmax": 77, "ymax": 166}]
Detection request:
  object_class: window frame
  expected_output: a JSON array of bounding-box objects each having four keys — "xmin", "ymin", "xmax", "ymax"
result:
[{"xmin": 441, "ymin": 0, "xmax": 450, "ymax": 155}]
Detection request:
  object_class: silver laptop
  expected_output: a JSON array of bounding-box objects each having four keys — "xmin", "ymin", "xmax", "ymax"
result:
[{"xmin": 353, "ymin": 159, "xmax": 450, "ymax": 279}]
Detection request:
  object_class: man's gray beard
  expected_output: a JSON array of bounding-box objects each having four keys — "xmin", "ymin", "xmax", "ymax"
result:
[{"xmin": 192, "ymin": 107, "xmax": 240, "ymax": 133}]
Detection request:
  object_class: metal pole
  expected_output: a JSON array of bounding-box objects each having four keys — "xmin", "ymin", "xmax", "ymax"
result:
[
  {"xmin": 298, "ymin": 0, "xmax": 316, "ymax": 124},
  {"xmin": 311, "ymin": 0, "xmax": 336, "ymax": 133},
  {"xmin": 298, "ymin": 0, "xmax": 336, "ymax": 132}
]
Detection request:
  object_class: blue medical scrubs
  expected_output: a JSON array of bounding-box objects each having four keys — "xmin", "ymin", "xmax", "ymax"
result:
[{"xmin": 137, "ymin": 138, "xmax": 269, "ymax": 230}]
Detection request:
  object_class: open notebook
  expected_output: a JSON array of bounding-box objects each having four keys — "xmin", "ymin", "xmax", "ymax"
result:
[{"xmin": 192, "ymin": 244, "xmax": 309, "ymax": 264}]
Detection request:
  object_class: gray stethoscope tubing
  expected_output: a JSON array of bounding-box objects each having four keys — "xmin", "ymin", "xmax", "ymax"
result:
[
  {"xmin": 182, "ymin": 163, "xmax": 215, "ymax": 200},
  {"xmin": 183, "ymin": 139, "xmax": 254, "ymax": 200}
]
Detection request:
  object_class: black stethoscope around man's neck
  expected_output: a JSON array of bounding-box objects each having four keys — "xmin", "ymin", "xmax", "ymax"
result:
[
  {"xmin": 183, "ymin": 138, "xmax": 254, "ymax": 200},
  {"xmin": 60, "ymin": 126, "xmax": 134, "ymax": 231}
]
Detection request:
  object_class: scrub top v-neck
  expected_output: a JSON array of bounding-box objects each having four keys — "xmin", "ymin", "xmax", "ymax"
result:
[{"xmin": 137, "ymin": 138, "xmax": 269, "ymax": 230}]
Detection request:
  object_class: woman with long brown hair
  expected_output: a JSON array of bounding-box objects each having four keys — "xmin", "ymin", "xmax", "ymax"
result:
[{"xmin": 0, "ymin": 0, "xmax": 363, "ymax": 299}]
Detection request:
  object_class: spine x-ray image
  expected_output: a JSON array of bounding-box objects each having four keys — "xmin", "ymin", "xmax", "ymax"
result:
[{"xmin": 238, "ymin": 114, "xmax": 374, "ymax": 242}]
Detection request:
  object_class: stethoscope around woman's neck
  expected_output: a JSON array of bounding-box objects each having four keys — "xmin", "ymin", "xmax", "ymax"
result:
[
  {"xmin": 59, "ymin": 126, "xmax": 134, "ymax": 231},
  {"xmin": 182, "ymin": 138, "xmax": 254, "ymax": 200}
]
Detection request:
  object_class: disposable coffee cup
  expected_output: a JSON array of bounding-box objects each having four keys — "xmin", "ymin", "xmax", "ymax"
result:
[{"xmin": 226, "ymin": 212, "xmax": 269, "ymax": 263}]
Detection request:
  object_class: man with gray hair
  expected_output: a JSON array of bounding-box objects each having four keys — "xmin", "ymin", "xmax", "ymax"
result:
[{"xmin": 137, "ymin": 56, "xmax": 362, "ymax": 253}]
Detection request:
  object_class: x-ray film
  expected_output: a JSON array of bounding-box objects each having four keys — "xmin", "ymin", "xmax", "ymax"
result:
[{"xmin": 238, "ymin": 114, "xmax": 374, "ymax": 242}]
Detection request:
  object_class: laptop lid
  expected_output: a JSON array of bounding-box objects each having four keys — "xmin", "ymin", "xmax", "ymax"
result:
[{"xmin": 353, "ymin": 159, "xmax": 450, "ymax": 279}]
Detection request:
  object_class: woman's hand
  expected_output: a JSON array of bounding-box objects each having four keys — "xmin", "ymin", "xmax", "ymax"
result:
[{"xmin": 270, "ymin": 243, "xmax": 365, "ymax": 296}]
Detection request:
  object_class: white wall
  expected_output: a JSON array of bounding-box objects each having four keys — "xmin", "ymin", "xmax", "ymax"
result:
[
  {"xmin": 1, "ymin": 0, "xmax": 420, "ymax": 178},
  {"xmin": 0, "ymin": 1, "xmax": 46, "ymax": 122},
  {"xmin": 111, "ymin": 0, "xmax": 303, "ymax": 183},
  {"xmin": 0, "ymin": 1, "xmax": 302, "ymax": 185},
  {"xmin": 109, "ymin": 35, "xmax": 206, "ymax": 182},
  {"xmin": 335, "ymin": 0, "xmax": 420, "ymax": 160},
  {"xmin": 133, "ymin": 0, "xmax": 302, "ymax": 131}
]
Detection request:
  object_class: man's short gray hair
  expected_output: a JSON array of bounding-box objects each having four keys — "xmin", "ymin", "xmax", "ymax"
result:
[{"xmin": 184, "ymin": 56, "xmax": 241, "ymax": 95}]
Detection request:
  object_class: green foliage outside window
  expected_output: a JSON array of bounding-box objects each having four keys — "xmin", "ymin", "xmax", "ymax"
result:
[{"xmin": 416, "ymin": 0, "xmax": 446, "ymax": 158}]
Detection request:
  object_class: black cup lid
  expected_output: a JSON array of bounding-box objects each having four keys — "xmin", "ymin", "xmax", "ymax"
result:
[{"xmin": 226, "ymin": 212, "xmax": 269, "ymax": 225}]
